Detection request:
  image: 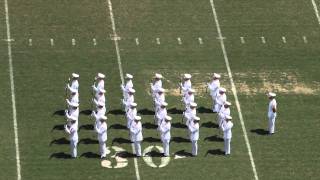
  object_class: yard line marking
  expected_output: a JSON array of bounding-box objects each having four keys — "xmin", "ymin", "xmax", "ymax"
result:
[
  {"xmin": 106, "ymin": 0, "xmax": 140, "ymax": 180},
  {"xmin": 311, "ymin": 0, "xmax": 320, "ymax": 25},
  {"xmin": 50, "ymin": 38, "xmax": 54, "ymax": 46},
  {"xmin": 240, "ymin": 37, "xmax": 245, "ymax": 44},
  {"xmin": 28, "ymin": 38, "xmax": 32, "ymax": 46},
  {"xmin": 93, "ymin": 38, "xmax": 97, "ymax": 46},
  {"xmin": 209, "ymin": 1, "xmax": 259, "ymax": 180},
  {"xmin": 72, "ymin": 38, "xmax": 76, "ymax": 46},
  {"xmin": 282, "ymin": 36, "xmax": 286, "ymax": 43},
  {"xmin": 177, "ymin": 37, "xmax": 182, "ymax": 45},
  {"xmin": 4, "ymin": 0, "xmax": 22, "ymax": 179},
  {"xmin": 135, "ymin": 38, "xmax": 139, "ymax": 45},
  {"xmin": 260, "ymin": 36, "xmax": 266, "ymax": 44},
  {"xmin": 303, "ymin": 36, "xmax": 308, "ymax": 43},
  {"xmin": 198, "ymin": 37, "xmax": 203, "ymax": 44},
  {"xmin": 156, "ymin": 37, "xmax": 161, "ymax": 45}
]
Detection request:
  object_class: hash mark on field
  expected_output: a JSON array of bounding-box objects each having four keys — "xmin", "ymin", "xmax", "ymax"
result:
[
  {"xmin": 260, "ymin": 36, "xmax": 266, "ymax": 44},
  {"xmin": 135, "ymin": 38, "xmax": 139, "ymax": 45},
  {"xmin": 240, "ymin": 37, "xmax": 245, "ymax": 44},
  {"xmin": 177, "ymin": 37, "xmax": 182, "ymax": 45},
  {"xmin": 198, "ymin": 37, "xmax": 203, "ymax": 44},
  {"xmin": 303, "ymin": 36, "xmax": 308, "ymax": 43},
  {"xmin": 72, "ymin": 38, "xmax": 76, "ymax": 46},
  {"xmin": 93, "ymin": 38, "xmax": 97, "ymax": 46},
  {"xmin": 156, "ymin": 38, "xmax": 161, "ymax": 45},
  {"xmin": 50, "ymin": 38, "xmax": 54, "ymax": 46},
  {"xmin": 311, "ymin": 0, "xmax": 320, "ymax": 25},
  {"xmin": 282, "ymin": 36, "xmax": 286, "ymax": 43},
  {"xmin": 28, "ymin": 39, "xmax": 32, "ymax": 46}
]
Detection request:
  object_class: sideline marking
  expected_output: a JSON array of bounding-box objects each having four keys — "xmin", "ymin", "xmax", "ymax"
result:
[
  {"xmin": 198, "ymin": 37, "xmax": 203, "ymax": 44},
  {"xmin": 106, "ymin": 0, "xmax": 140, "ymax": 179},
  {"xmin": 4, "ymin": 0, "xmax": 22, "ymax": 179},
  {"xmin": 303, "ymin": 36, "xmax": 308, "ymax": 43},
  {"xmin": 311, "ymin": 0, "xmax": 320, "ymax": 24},
  {"xmin": 209, "ymin": 0, "xmax": 259, "ymax": 180},
  {"xmin": 28, "ymin": 39, "xmax": 32, "ymax": 46},
  {"xmin": 240, "ymin": 37, "xmax": 245, "ymax": 44},
  {"xmin": 282, "ymin": 36, "xmax": 286, "ymax": 43}
]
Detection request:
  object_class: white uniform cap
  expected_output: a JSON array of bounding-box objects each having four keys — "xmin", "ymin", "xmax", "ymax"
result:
[
  {"xmin": 97, "ymin": 73, "xmax": 105, "ymax": 79},
  {"xmin": 225, "ymin": 115, "xmax": 232, "ymax": 120},
  {"xmin": 161, "ymin": 102, "xmax": 168, "ymax": 106},
  {"xmin": 190, "ymin": 102, "xmax": 197, "ymax": 107},
  {"xmin": 194, "ymin": 116, "xmax": 200, "ymax": 121},
  {"xmin": 70, "ymin": 102, "xmax": 79, "ymax": 107},
  {"xmin": 100, "ymin": 115, "xmax": 107, "ymax": 120},
  {"xmin": 97, "ymin": 101, "xmax": 105, "ymax": 107},
  {"xmin": 128, "ymin": 88, "xmax": 136, "ymax": 93},
  {"xmin": 158, "ymin": 88, "xmax": 165, "ymax": 92},
  {"xmin": 72, "ymin": 73, "xmax": 79, "ymax": 78},
  {"xmin": 184, "ymin": 74, "xmax": 192, "ymax": 79},
  {"xmin": 219, "ymin": 87, "xmax": 226, "ymax": 93},
  {"xmin": 225, "ymin": 101, "xmax": 232, "ymax": 106},
  {"xmin": 135, "ymin": 116, "xmax": 142, "ymax": 120},
  {"xmin": 155, "ymin": 73, "xmax": 163, "ymax": 79},
  {"xmin": 188, "ymin": 89, "xmax": 195, "ymax": 93},
  {"xmin": 130, "ymin": 102, "xmax": 137, "ymax": 107},
  {"xmin": 213, "ymin": 73, "xmax": 221, "ymax": 79},
  {"xmin": 99, "ymin": 89, "xmax": 106, "ymax": 93},
  {"xmin": 126, "ymin": 74, "xmax": 133, "ymax": 79},
  {"xmin": 165, "ymin": 115, "xmax": 172, "ymax": 121},
  {"xmin": 267, "ymin": 92, "xmax": 276, "ymax": 97}
]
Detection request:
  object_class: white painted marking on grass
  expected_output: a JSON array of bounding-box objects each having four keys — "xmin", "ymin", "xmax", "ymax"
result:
[
  {"xmin": 311, "ymin": 0, "xmax": 320, "ymax": 25},
  {"xmin": 106, "ymin": 0, "xmax": 140, "ymax": 179},
  {"xmin": 177, "ymin": 37, "xmax": 182, "ymax": 45},
  {"xmin": 28, "ymin": 38, "xmax": 32, "ymax": 46},
  {"xmin": 240, "ymin": 37, "xmax": 245, "ymax": 44},
  {"xmin": 4, "ymin": 0, "xmax": 21, "ymax": 179},
  {"xmin": 93, "ymin": 38, "xmax": 97, "ymax": 46},
  {"xmin": 260, "ymin": 36, "xmax": 266, "ymax": 44},
  {"xmin": 209, "ymin": 1, "xmax": 259, "ymax": 180},
  {"xmin": 135, "ymin": 38, "xmax": 139, "ymax": 45},
  {"xmin": 282, "ymin": 36, "xmax": 287, "ymax": 43},
  {"xmin": 303, "ymin": 36, "xmax": 308, "ymax": 43},
  {"xmin": 50, "ymin": 38, "xmax": 54, "ymax": 46},
  {"xmin": 72, "ymin": 38, "xmax": 76, "ymax": 46},
  {"xmin": 156, "ymin": 38, "xmax": 161, "ymax": 45},
  {"xmin": 198, "ymin": 37, "xmax": 203, "ymax": 44}
]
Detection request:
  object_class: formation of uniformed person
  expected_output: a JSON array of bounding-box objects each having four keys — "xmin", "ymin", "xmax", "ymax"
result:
[
  {"xmin": 94, "ymin": 115, "xmax": 108, "ymax": 158},
  {"xmin": 130, "ymin": 116, "xmax": 143, "ymax": 157},
  {"xmin": 183, "ymin": 102, "xmax": 197, "ymax": 125},
  {"xmin": 66, "ymin": 73, "xmax": 79, "ymax": 93},
  {"xmin": 180, "ymin": 74, "xmax": 192, "ymax": 95},
  {"xmin": 155, "ymin": 102, "xmax": 168, "ymax": 125},
  {"xmin": 150, "ymin": 73, "xmax": 163, "ymax": 98},
  {"xmin": 122, "ymin": 88, "xmax": 135, "ymax": 112},
  {"xmin": 64, "ymin": 118, "xmax": 79, "ymax": 158},
  {"xmin": 159, "ymin": 115, "xmax": 172, "ymax": 157},
  {"xmin": 214, "ymin": 87, "xmax": 227, "ymax": 113},
  {"xmin": 188, "ymin": 116, "xmax": 200, "ymax": 156},
  {"xmin": 183, "ymin": 88, "xmax": 195, "ymax": 108},
  {"xmin": 221, "ymin": 115, "xmax": 233, "ymax": 155},
  {"xmin": 92, "ymin": 73, "xmax": 105, "ymax": 93},
  {"xmin": 218, "ymin": 101, "xmax": 231, "ymax": 127},
  {"xmin": 267, "ymin": 92, "xmax": 277, "ymax": 134},
  {"xmin": 126, "ymin": 102, "xmax": 137, "ymax": 128},
  {"xmin": 207, "ymin": 73, "xmax": 221, "ymax": 110},
  {"xmin": 121, "ymin": 73, "xmax": 134, "ymax": 100}
]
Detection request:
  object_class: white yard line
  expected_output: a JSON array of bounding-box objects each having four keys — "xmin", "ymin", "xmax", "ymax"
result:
[
  {"xmin": 311, "ymin": 0, "xmax": 320, "ymax": 25},
  {"xmin": 3, "ymin": 0, "xmax": 21, "ymax": 179},
  {"xmin": 106, "ymin": 0, "xmax": 140, "ymax": 180},
  {"xmin": 209, "ymin": 1, "xmax": 259, "ymax": 180}
]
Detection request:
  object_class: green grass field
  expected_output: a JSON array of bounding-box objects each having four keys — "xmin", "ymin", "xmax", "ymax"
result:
[{"xmin": 1, "ymin": 0, "xmax": 320, "ymax": 179}]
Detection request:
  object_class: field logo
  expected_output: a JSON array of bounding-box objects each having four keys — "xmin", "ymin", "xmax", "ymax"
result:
[
  {"xmin": 101, "ymin": 146, "xmax": 128, "ymax": 169},
  {"xmin": 142, "ymin": 145, "xmax": 170, "ymax": 168}
]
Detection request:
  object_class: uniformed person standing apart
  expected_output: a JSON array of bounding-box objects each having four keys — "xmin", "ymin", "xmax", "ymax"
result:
[
  {"xmin": 64, "ymin": 119, "xmax": 79, "ymax": 158},
  {"xmin": 221, "ymin": 115, "xmax": 233, "ymax": 155},
  {"xmin": 267, "ymin": 92, "xmax": 277, "ymax": 134},
  {"xmin": 188, "ymin": 116, "xmax": 200, "ymax": 156},
  {"xmin": 207, "ymin": 73, "xmax": 221, "ymax": 110},
  {"xmin": 159, "ymin": 115, "xmax": 172, "ymax": 157},
  {"xmin": 92, "ymin": 73, "xmax": 105, "ymax": 93},
  {"xmin": 130, "ymin": 116, "xmax": 143, "ymax": 157},
  {"xmin": 95, "ymin": 115, "xmax": 108, "ymax": 158},
  {"xmin": 66, "ymin": 73, "xmax": 79, "ymax": 93}
]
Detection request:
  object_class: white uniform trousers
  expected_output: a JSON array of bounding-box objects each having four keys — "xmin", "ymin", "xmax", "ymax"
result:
[
  {"xmin": 134, "ymin": 141, "xmax": 142, "ymax": 156},
  {"xmin": 268, "ymin": 114, "xmax": 276, "ymax": 134},
  {"xmin": 99, "ymin": 141, "xmax": 107, "ymax": 157},
  {"xmin": 224, "ymin": 138, "xmax": 231, "ymax": 155},
  {"xmin": 70, "ymin": 140, "xmax": 78, "ymax": 158},
  {"xmin": 162, "ymin": 140, "xmax": 170, "ymax": 156},
  {"xmin": 214, "ymin": 103, "xmax": 222, "ymax": 113},
  {"xmin": 191, "ymin": 140, "xmax": 198, "ymax": 156}
]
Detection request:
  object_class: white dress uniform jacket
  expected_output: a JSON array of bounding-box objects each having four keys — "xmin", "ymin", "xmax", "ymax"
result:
[
  {"xmin": 64, "ymin": 123, "xmax": 79, "ymax": 157},
  {"xmin": 130, "ymin": 121, "xmax": 143, "ymax": 142},
  {"xmin": 95, "ymin": 121, "xmax": 108, "ymax": 142},
  {"xmin": 181, "ymin": 80, "xmax": 192, "ymax": 94},
  {"xmin": 184, "ymin": 108, "xmax": 196, "ymax": 124},
  {"xmin": 208, "ymin": 79, "xmax": 220, "ymax": 99},
  {"xmin": 188, "ymin": 121, "xmax": 199, "ymax": 141},
  {"xmin": 268, "ymin": 99, "xmax": 277, "ymax": 134},
  {"xmin": 183, "ymin": 93, "xmax": 195, "ymax": 107},
  {"xmin": 221, "ymin": 121, "xmax": 233, "ymax": 155},
  {"xmin": 214, "ymin": 93, "xmax": 227, "ymax": 112},
  {"xmin": 92, "ymin": 107, "xmax": 106, "ymax": 121},
  {"xmin": 66, "ymin": 108, "xmax": 79, "ymax": 121},
  {"xmin": 123, "ymin": 95, "xmax": 134, "ymax": 111},
  {"xmin": 151, "ymin": 80, "xmax": 162, "ymax": 96},
  {"xmin": 94, "ymin": 94, "xmax": 106, "ymax": 106},
  {"xmin": 67, "ymin": 80, "xmax": 79, "ymax": 93},
  {"xmin": 93, "ymin": 80, "xmax": 104, "ymax": 93},
  {"xmin": 126, "ymin": 108, "xmax": 137, "ymax": 128},
  {"xmin": 66, "ymin": 93, "xmax": 79, "ymax": 104},
  {"xmin": 218, "ymin": 106, "xmax": 230, "ymax": 127},
  {"xmin": 159, "ymin": 121, "xmax": 171, "ymax": 156},
  {"xmin": 121, "ymin": 80, "xmax": 133, "ymax": 99},
  {"xmin": 156, "ymin": 108, "xmax": 167, "ymax": 125}
]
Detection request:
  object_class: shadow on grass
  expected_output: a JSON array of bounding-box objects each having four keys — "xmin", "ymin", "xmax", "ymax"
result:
[
  {"xmin": 50, "ymin": 138, "xmax": 69, "ymax": 146},
  {"xmin": 167, "ymin": 107, "xmax": 183, "ymax": 114},
  {"xmin": 80, "ymin": 152, "xmax": 100, "ymax": 159},
  {"xmin": 201, "ymin": 121, "xmax": 219, "ymax": 128},
  {"xmin": 53, "ymin": 110, "xmax": 65, "ymax": 116},
  {"xmin": 116, "ymin": 151, "xmax": 136, "ymax": 158},
  {"xmin": 79, "ymin": 124, "xmax": 93, "ymax": 131},
  {"xmin": 171, "ymin": 122, "xmax": 187, "ymax": 129},
  {"xmin": 49, "ymin": 152, "xmax": 72, "ymax": 159},
  {"xmin": 171, "ymin": 137, "xmax": 190, "ymax": 143},
  {"xmin": 144, "ymin": 150, "xmax": 164, "ymax": 157},
  {"xmin": 142, "ymin": 122, "xmax": 158, "ymax": 129},
  {"xmin": 108, "ymin": 109, "xmax": 125, "ymax": 115},
  {"xmin": 109, "ymin": 123, "xmax": 127, "ymax": 130},
  {"xmin": 112, "ymin": 137, "xmax": 131, "ymax": 145},
  {"xmin": 250, "ymin": 129, "xmax": 269, "ymax": 136},
  {"xmin": 138, "ymin": 108, "xmax": 155, "ymax": 115},
  {"xmin": 79, "ymin": 138, "xmax": 99, "ymax": 144},
  {"xmin": 80, "ymin": 109, "xmax": 92, "ymax": 115},
  {"xmin": 144, "ymin": 137, "xmax": 161, "ymax": 143},
  {"xmin": 51, "ymin": 124, "xmax": 65, "ymax": 132},
  {"xmin": 174, "ymin": 150, "xmax": 193, "ymax": 157},
  {"xmin": 197, "ymin": 106, "xmax": 213, "ymax": 114},
  {"xmin": 205, "ymin": 149, "xmax": 225, "ymax": 156},
  {"xmin": 204, "ymin": 135, "xmax": 224, "ymax": 142}
]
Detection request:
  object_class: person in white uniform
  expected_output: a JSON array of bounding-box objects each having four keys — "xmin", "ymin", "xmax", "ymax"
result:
[
  {"xmin": 188, "ymin": 116, "xmax": 200, "ymax": 156},
  {"xmin": 122, "ymin": 88, "xmax": 135, "ymax": 112},
  {"xmin": 183, "ymin": 102, "xmax": 197, "ymax": 125},
  {"xmin": 92, "ymin": 102, "xmax": 106, "ymax": 122},
  {"xmin": 65, "ymin": 102, "xmax": 79, "ymax": 122},
  {"xmin": 214, "ymin": 87, "xmax": 227, "ymax": 113},
  {"xmin": 221, "ymin": 115, "xmax": 233, "ymax": 155},
  {"xmin": 126, "ymin": 102, "xmax": 137, "ymax": 128},
  {"xmin": 64, "ymin": 119, "xmax": 79, "ymax": 158},
  {"xmin": 66, "ymin": 88, "xmax": 79, "ymax": 105},
  {"xmin": 151, "ymin": 73, "xmax": 163, "ymax": 98},
  {"xmin": 183, "ymin": 88, "xmax": 195, "ymax": 108},
  {"xmin": 208, "ymin": 73, "xmax": 221, "ymax": 110},
  {"xmin": 267, "ymin": 92, "xmax": 277, "ymax": 134},
  {"xmin": 155, "ymin": 102, "xmax": 168, "ymax": 125},
  {"xmin": 121, "ymin": 73, "xmax": 134, "ymax": 100},
  {"xmin": 154, "ymin": 88, "xmax": 165, "ymax": 112},
  {"xmin": 66, "ymin": 73, "xmax": 79, "ymax": 93},
  {"xmin": 159, "ymin": 115, "xmax": 172, "ymax": 157},
  {"xmin": 95, "ymin": 115, "xmax": 108, "ymax": 158},
  {"xmin": 92, "ymin": 73, "xmax": 105, "ymax": 93},
  {"xmin": 93, "ymin": 88, "xmax": 106, "ymax": 107},
  {"xmin": 218, "ymin": 101, "xmax": 231, "ymax": 127},
  {"xmin": 180, "ymin": 74, "xmax": 192, "ymax": 95},
  {"xmin": 130, "ymin": 116, "xmax": 143, "ymax": 157}
]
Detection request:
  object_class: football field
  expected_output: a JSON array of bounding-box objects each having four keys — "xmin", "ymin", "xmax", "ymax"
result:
[{"xmin": 1, "ymin": 0, "xmax": 320, "ymax": 179}]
